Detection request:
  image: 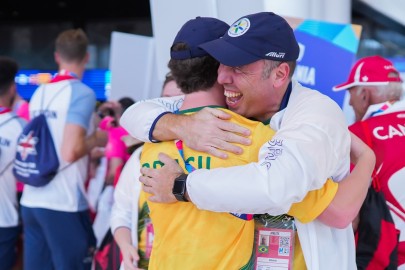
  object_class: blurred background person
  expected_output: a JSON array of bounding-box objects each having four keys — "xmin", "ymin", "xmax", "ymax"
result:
[
  {"xmin": 20, "ymin": 28, "xmax": 107, "ymax": 270},
  {"xmin": 92, "ymin": 96, "xmax": 135, "ymax": 248},
  {"xmin": 333, "ymin": 55, "xmax": 405, "ymax": 269},
  {"xmin": 11, "ymin": 75, "xmax": 30, "ymax": 237},
  {"xmin": 100, "ymin": 97, "xmax": 135, "ymax": 187},
  {"xmin": 161, "ymin": 72, "xmax": 181, "ymax": 97},
  {"xmin": 0, "ymin": 56, "xmax": 26, "ymax": 270}
]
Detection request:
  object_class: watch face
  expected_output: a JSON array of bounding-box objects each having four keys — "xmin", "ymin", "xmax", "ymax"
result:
[
  {"xmin": 173, "ymin": 178, "xmax": 186, "ymax": 195},
  {"xmin": 173, "ymin": 174, "xmax": 188, "ymax": 202}
]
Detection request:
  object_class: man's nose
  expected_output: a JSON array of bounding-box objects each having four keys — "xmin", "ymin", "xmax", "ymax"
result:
[{"xmin": 217, "ymin": 64, "xmax": 232, "ymax": 84}]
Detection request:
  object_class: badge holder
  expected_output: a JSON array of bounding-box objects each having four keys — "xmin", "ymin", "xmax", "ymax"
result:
[
  {"xmin": 145, "ymin": 218, "xmax": 154, "ymax": 259},
  {"xmin": 253, "ymin": 214, "xmax": 296, "ymax": 270}
]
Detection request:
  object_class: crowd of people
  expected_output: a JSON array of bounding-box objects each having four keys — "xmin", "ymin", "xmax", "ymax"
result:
[{"xmin": 0, "ymin": 9, "xmax": 404, "ymax": 270}]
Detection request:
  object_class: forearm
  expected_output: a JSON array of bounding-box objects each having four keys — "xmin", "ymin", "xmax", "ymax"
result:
[
  {"xmin": 151, "ymin": 113, "xmax": 188, "ymax": 142},
  {"xmin": 187, "ymin": 162, "xmax": 303, "ymax": 215},
  {"xmin": 62, "ymin": 126, "xmax": 106, "ymax": 162},
  {"xmin": 83, "ymin": 130, "xmax": 107, "ymax": 155},
  {"xmin": 187, "ymin": 133, "xmax": 337, "ymax": 214},
  {"xmin": 120, "ymin": 96, "xmax": 184, "ymax": 142},
  {"xmin": 113, "ymin": 227, "xmax": 133, "ymax": 250},
  {"xmin": 105, "ymin": 158, "xmax": 124, "ymax": 185},
  {"xmin": 318, "ymin": 148, "xmax": 375, "ymax": 228}
]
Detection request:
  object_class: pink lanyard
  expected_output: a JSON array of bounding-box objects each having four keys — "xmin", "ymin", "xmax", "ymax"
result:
[
  {"xmin": 175, "ymin": 139, "xmax": 195, "ymax": 173},
  {"xmin": 0, "ymin": 106, "xmax": 11, "ymax": 114},
  {"xmin": 369, "ymin": 101, "xmax": 395, "ymax": 117}
]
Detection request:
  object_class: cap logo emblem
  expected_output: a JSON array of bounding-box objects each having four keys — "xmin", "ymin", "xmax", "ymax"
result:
[
  {"xmin": 362, "ymin": 76, "xmax": 369, "ymax": 82},
  {"xmin": 354, "ymin": 62, "xmax": 364, "ymax": 82},
  {"xmin": 228, "ymin": 18, "xmax": 250, "ymax": 37},
  {"xmin": 265, "ymin": 52, "xmax": 285, "ymax": 58}
]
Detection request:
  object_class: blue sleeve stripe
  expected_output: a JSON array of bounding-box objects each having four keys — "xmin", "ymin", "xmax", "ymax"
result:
[{"xmin": 149, "ymin": 111, "xmax": 172, "ymax": 143}]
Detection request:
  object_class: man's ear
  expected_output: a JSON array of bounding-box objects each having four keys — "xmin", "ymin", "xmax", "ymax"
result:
[
  {"xmin": 273, "ymin": 62, "xmax": 289, "ymax": 88},
  {"xmin": 355, "ymin": 87, "xmax": 372, "ymax": 115}
]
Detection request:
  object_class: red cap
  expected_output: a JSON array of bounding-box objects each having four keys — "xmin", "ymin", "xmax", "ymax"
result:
[{"xmin": 333, "ymin": 55, "xmax": 402, "ymax": 91}]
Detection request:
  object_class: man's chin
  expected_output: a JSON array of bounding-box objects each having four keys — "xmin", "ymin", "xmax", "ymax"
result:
[{"xmin": 226, "ymin": 100, "xmax": 240, "ymax": 111}]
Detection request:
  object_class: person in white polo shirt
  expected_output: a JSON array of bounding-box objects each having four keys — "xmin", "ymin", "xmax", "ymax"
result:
[{"xmin": 20, "ymin": 29, "xmax": 107, "ymax": 270}]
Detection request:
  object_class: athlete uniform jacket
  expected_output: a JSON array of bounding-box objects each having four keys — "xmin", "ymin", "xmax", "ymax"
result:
[{"xmin": 350, "ymin": 99, "xmax": 405, "ymax": 268}]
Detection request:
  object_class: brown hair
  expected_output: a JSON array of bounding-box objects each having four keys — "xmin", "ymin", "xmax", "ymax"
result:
[
  {"xmin": 168, "ymin": 42, "xmax": 219, "ymax": 94},
  {"xmin": 55, "ymin": 28, "xmax": 89, "ymax": 63}
]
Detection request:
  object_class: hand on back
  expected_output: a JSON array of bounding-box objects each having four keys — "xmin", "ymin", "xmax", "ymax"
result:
[{"xmin": 181, "ymin": 107, "xmax": 251, "ymax": 159}]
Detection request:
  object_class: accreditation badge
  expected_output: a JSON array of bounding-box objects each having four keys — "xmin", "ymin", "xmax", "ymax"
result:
[
  {"xmin": 253, "ymin": 214, "xmax": 296, "ymax": 270},
  {"xmin": 145, "ymin": 218, "xmax": 154, "ymax": 259}
]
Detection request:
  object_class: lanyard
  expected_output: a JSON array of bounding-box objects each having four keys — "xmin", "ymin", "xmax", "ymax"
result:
[
  {"xmin": 58, "ymin": 69, "xmax": 79, "ymax": 78},
  {"xmin": 369, "ymin": 101, "xmax": 395, "ymax": 118},
  {"xmin": 0, "ymin": 106, "xmax": 11, "ymax": 114},
  {"xmin": 51, "ymin": 69, "xmax": 79, "ymax": 83},
  {"xmin": 175, "ymin": 139, "xmax": 195, "ymax": 173}
]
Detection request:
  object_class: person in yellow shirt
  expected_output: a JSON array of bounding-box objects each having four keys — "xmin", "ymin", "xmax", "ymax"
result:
[{"xmin": 111, "ymin": 72, "xmax": 183, "ymax": 270}]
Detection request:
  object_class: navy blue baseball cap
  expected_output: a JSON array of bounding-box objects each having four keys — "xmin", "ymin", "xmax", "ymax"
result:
[
  {"xmin": 170, "ymin": 17, "xmax": 229, "ymax": 60},
  {"xmin": 199, "ymin": 12, "xmax": 300, "ymax": 67}
]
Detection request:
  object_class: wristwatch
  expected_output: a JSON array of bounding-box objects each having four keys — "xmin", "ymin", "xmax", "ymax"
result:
[{"xmin": 172, "ymin": 173, "xmax": 189, "ymax": 202}]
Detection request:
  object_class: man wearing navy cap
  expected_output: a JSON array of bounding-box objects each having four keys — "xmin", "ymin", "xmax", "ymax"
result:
[
  {"xmin": 334, "ymin": 55, "xmax": 405, "ymax": 269},
  {"xmin": 122, "ymin": 12, "xmax": 375, "ymax": 270}
]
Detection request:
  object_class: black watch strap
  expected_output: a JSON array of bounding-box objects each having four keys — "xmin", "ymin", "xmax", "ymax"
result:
[{"xmin": 172, "ymin": 173, "xmax": 188, "ymax": 202}]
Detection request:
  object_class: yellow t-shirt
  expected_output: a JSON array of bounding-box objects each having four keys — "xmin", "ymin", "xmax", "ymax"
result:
[{"xmin": 140, "ymin": 107, "xmax": 337, "ymax": 270}]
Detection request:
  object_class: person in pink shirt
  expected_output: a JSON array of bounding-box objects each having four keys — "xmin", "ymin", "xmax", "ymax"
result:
[
  {"xmin": 98, "ymin": 97, "xmax": 134, "ymax": 186},
  {"xmin": 104, "ymin": 124, "xmax": 130, "ymax": 183},
  {"xmin": 92, "ymin": 97, "xmax": 135, "ymax": 248}
]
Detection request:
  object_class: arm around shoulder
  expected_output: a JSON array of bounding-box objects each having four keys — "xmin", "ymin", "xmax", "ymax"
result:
[
  {"xmin": 317, "ymin": 133, "xmax": 375, "ymax": 228},
  {"xmin": 120, "ymin": 96, "xmax": 184, "ymax": 142}
]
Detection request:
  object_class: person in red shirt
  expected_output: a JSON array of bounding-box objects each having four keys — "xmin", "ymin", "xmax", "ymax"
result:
[{"xmin": 333, "ymin": 55, "xmax": 405, "ymax": 269}]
